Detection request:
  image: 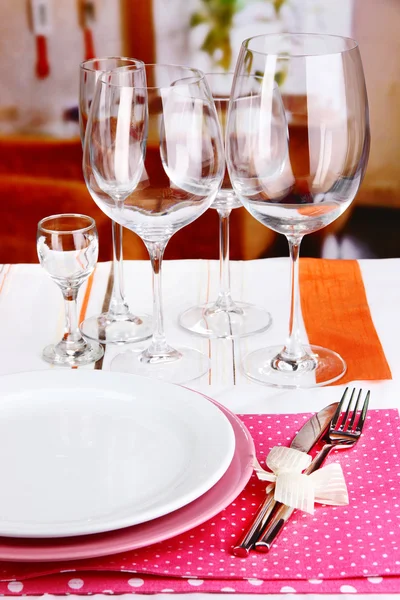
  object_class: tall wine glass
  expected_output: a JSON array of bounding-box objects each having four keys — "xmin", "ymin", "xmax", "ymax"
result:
[
  {"xmin": 83, "ymin": 64, "xmax": 225, "ymax": 383},
  {"xmin": 79, "ymin": 57, "xmax": 152, "ymax": 344},
  {"xmin": 37, "ymin": 214, "xmax": 104, "ymax": 366},
  {"xmin": 227, "ymin": 34, "xmax": 370, "ymax": 388},
  {"xmin": 179, "ymin": 72, "xmax": 272, "ymax": 338}
]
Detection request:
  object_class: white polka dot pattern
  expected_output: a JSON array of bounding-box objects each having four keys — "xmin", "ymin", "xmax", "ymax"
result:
[
  {"xmin": 6, "ymin": 582, "xmax": 23, "ymax": 593},
  {"xmin": 340, "ymin": 584, "xmax": 357, "ymax": 593},
  {"xmin": 127, "ymin": 577, "xmax": 144, "ymax": 587},
  {"xmin": 67, "ymin": 578, "xmax": 84, "ymax": 590},
  {"xmin": 0, "ymin": 410, "xmax": 397, "ymax": 596}
]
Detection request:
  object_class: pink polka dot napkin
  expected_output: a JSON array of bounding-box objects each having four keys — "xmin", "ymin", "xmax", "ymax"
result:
[{"xmin": 0, "ymin": 409, "xmax": 399, "ymax": 595}]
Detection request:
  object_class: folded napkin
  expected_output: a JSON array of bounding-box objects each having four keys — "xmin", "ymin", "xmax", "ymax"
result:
[
  {"xmin": 300, "ymin": 259, "xmax": 392, "ymax": 384},
  {"xmin": 0, "ymin": 409, "xmax": 399, "ymax": 595}
]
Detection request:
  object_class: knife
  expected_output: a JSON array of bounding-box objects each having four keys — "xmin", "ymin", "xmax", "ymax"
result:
[{"xmin": 231, "ymin": 402, "xmax": 339, "ymax": 557}]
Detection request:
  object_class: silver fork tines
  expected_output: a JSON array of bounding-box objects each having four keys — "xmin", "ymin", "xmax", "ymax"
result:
[
  {"xmin": 347, "ymin": 389, "xmax": 362, "ymax": 430},
  {"xmin": 331, "ymin": 387, "xmax": 370, "ymax": 445}
]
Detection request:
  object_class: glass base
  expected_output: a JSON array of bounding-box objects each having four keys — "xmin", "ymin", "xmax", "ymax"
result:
[
  {"xmin": 110, "ymin": 346, "xmax": 210, "ymax": 384},
  {"xmin": 80, "ymin": 312, "xmax": 152, "ymax": 345},
  {"xmin": 179, "ymin": 302, "xmax": 272, "ymax": 339},
  {"xmin": 242, "ymin": 344, "xmax": 346, "ymax": 389},
  {"xmin": 42, "ymin": 340, "xmax": 104, "ymax": 367}
]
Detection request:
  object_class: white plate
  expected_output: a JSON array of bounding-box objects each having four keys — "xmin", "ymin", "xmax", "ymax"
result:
[{"xmin": 0, "ymin": 370, "xmax": 235, "ymax": 538}]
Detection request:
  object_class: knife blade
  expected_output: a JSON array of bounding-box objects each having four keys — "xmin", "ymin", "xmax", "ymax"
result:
[{"xmin": 231, "ymin": 402, "xmax": 339, "ymax": 557}]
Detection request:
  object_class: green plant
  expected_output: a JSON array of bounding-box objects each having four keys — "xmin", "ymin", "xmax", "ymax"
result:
[
  {"xmin": 190, "ymin": 0, "xmax": 240, "ymax": 70},
  {"xmin": 190, "ymin": 0, "xmax": 288, "ymax": 70}
]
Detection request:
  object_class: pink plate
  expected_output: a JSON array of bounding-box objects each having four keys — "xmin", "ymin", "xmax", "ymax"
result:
[{"xmin": 0, "ymin": 395, "xmax": 254, "ymax": 562}]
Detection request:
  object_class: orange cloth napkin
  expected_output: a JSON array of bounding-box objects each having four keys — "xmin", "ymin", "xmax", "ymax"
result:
[{"xmin": 300, "ymin": 258, "xmax": 392, "ymax": 384}]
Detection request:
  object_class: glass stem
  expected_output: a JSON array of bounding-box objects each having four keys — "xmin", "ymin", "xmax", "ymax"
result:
[
  {"xmin": 145, "ymin": 240, "xmax": 173, "ymax": 355},
  {"xmin": 215, "ymin": 207, "xmax": 236, "ymax": 310},
  {"xmin": 108, "ymin": 220, "xmax": 130, "ymax": 318},
  {"xmin": 281, "ymin": 235, "xmax": 307, "ymax": 360},
  {"xmin": 62, "ymin": 288, "xmax": 87, "ymax": 350}
]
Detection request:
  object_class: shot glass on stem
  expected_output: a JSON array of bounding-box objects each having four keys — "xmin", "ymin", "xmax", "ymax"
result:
[{"xmin": 37, "ymin": 213, "xmax": 104, "ymax": 367}]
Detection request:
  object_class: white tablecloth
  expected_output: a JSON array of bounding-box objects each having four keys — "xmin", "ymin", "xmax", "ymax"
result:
[{"xmin": 1, "ymin": 258, "xmax": 399, "ymax": 599}]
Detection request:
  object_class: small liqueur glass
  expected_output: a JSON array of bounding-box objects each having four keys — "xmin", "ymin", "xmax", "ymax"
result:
[{"xmin": 37, "ymin": 214, "xmax": 104, "ymax": 366}]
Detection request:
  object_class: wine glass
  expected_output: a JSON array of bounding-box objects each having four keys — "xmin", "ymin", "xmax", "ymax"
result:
[
  {"xmin": 79, "ymin": 57, "xmax": 152, "ymax": 344},
  {"xmin": 37, "ymin": 214, "xmax": 104, "ymax": 366},
  {"xmin": 227, "ymin": 33, "xmax": 370, "ymax": 388},
  {"xmin": 83, "ymin": 64, "xmax": 225, "ymax": 383},
  {"xmin": 179, "ymin": 72, "xmax": 272, "ymax": 338}
]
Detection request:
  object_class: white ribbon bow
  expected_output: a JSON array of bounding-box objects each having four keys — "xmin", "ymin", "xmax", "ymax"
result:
[{"xmin": 254, "ymin": 446, "xmax": 349, "ymax": 514}]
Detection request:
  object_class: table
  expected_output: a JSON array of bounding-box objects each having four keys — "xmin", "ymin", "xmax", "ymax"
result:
[{"xmin": 0, "ymin": 257, "xmax": 399, "ymax": 599}]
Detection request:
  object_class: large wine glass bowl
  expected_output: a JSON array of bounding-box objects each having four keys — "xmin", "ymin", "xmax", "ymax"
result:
[
  {"xmin": 83, "ymin": 64, "xmax": 225, "ymax": 383},
  {"xmin": 79, "ymin": 57, "xmax": 152, "ymax": 344},
  {"xmin": 227, "ymin": 34, "xmax": 370, "ymax": 387},
  {"xmin": 179, "ymin": 72, "xmax": 272, "ymax": 339}
]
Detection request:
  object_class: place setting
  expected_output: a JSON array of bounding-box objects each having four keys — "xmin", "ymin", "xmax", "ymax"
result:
[
  {"xmin": 0, "ymin": 381, "xmax": 399, "ymax": 596},
  {"xmin": 0, "ymin": 28, "xmax": 399, "ymax": 600}
]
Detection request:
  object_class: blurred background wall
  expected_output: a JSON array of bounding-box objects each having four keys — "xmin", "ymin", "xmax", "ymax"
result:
[
  {"xmin": 0, "ymin": 0, "xmax": 399, "ymax": 263},
  {"xmin": 0, "ymin": 0, "xmax": 121, "ymax": 137}
]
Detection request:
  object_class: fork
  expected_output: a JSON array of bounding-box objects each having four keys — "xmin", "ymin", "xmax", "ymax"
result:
[{"xmin": 254, "ymin": 387, "xmax": 370, "ymax": 553}]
